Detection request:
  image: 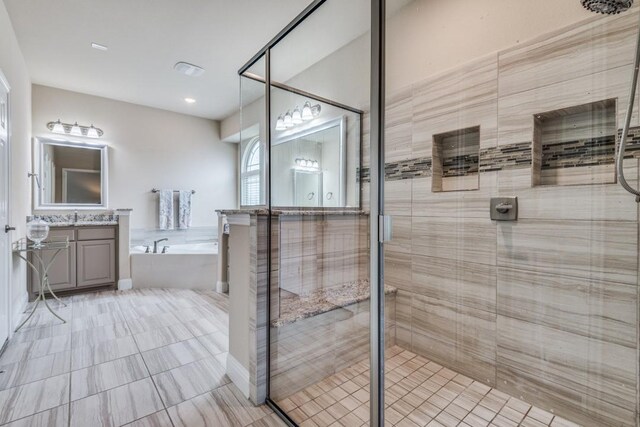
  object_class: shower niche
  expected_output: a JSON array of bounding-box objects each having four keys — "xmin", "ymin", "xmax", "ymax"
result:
[
  {"xmin": 532, "ymin": 99, "xmax": 617, "ymax": 186},
  {"xmin": 432, "ymin": 126, "xmax": 480, "ymax": 192}
]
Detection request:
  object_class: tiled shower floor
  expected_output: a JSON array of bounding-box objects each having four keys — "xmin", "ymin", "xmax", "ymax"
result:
[{"xmin": 277, "ymin": 346, "xmax": 580, "ymax": 427}]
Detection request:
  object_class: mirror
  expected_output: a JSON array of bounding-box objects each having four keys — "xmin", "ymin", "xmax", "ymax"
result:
[
  {"xmin": 34, "ymin": 137, "xmax": 108, "ymax": 209},
  {"xmin": 272, "ymin": 117, "xmax": 350, "ymax": 207}
]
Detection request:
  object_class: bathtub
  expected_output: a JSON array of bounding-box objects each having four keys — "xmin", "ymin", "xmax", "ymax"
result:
[{"xmin": 130, "ymin": 242, "xmax": 218, "ymax": 290}]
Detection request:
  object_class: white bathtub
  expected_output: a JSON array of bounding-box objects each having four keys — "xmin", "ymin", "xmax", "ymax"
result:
[{"xmin": 130, "ymin": 242, "xmax": 218, "ymax": 290}]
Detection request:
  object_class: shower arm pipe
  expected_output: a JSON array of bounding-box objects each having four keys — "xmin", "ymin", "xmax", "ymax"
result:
[{"xmin": 617, "ymin": 12, "xmax": 640, "ymax": 203}]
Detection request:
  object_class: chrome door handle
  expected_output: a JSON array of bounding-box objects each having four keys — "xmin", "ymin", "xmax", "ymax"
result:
[
  {"xmin": 495, "ymin": 203, "xmax": 513, "ymax": 214},
  {"xmin": 4, "ymin": 225, "xmax": 15, "ymax": 233}
]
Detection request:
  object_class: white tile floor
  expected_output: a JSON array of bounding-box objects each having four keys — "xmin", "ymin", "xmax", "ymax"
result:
[
  {"xmin": 0, "ymin": 288, "xmax": 284, "ymax": 427},
  {"xmin": 277, "ymin": 346, "xmax": 581, "ymax": 427}
]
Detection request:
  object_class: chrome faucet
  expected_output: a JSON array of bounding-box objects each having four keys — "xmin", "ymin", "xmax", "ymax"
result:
[{"xmin": 153, "ymin": 238, "xmax": 168, "ymax": 254}]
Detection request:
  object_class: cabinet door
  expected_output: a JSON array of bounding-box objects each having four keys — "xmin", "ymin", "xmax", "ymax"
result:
[
  {"xmin": 77, "ymin": 239, "xmax": 116, "ymax": 287},
  {"xmin": 30, "ymin": 242, "xmax": 77, "ymax": 292}
]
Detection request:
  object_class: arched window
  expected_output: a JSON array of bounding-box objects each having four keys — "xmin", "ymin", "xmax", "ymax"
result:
[{"xmin": 241, "ymin": 137, "xmax": 263, "ymax": 206}]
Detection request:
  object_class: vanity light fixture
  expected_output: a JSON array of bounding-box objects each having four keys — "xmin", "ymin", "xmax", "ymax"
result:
[
  {"xmin": 46, "ymin": 120, "xmax": 104, "ymax": 138},
  {"xmin": 86, "ymin": 125, "xmax": 100, "ymax": 139},
  {"xmin": 70, "ymin": 122, "xmax": 82, "ymax": 136},
  {"xmin": 294, "ymin": 158, "xmax": 320, "ymax": 172},
  {"xmin": 51, "ymin": 120, "xmax": 65, "ymax": 134},
  {"xmin": 292, "ymin": 106, "xmax": 303, "ymax": 124},
  {"xmin": 283, "ymin": 111, "xmax": 294, "ymax": 128},
  {"xmin": 275, "ymin": 100, "xmax": 322, "ymax": 132}
]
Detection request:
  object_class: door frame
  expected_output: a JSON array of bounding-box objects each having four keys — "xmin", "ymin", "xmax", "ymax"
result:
[{"xmin": 0, "ymin": 69, "xmax": 12, "ymax": 344}]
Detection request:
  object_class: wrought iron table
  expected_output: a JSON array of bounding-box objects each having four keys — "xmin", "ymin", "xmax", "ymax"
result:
[{"xmin": 12, "ymin": 237, "xmax": 69, "ymax": 331}]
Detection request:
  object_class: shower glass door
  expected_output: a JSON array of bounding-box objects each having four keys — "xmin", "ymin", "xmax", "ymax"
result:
[
  {"xmin": 260, "ymin": 1, "xmax": 379, "ymax": 425},
  {"xmin": 382, "ymin": 1, "xmax": 640, "ymax": 426}
]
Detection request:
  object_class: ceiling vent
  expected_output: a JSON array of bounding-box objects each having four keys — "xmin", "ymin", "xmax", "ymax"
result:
[{"xmin": 174, "ymin": 62, "xmax": 205, "ymax": 77}]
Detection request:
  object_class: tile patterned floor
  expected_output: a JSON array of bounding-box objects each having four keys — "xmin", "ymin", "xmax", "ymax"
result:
[
  {"xmin": 0, "ymin": 288, "xmax": 285, "ymax": 427},
  {"xmin": 277, "ymin": 346, "xmax": 581, "ymax": 427}
]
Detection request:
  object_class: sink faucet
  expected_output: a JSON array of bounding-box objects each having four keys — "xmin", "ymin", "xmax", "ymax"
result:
[{"xmin": 153, "ymin": 238, "xmax": 168, "ymax": 254}]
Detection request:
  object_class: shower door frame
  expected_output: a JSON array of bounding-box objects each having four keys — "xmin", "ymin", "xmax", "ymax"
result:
[{"xmin": 237, "ymin": 0, "xmax": 387, "ymax": 425}]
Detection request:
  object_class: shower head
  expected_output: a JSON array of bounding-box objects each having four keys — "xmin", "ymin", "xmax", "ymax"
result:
[{"xmin": 581, "ymin": 0, "xmax": 634, "ymax": 14}]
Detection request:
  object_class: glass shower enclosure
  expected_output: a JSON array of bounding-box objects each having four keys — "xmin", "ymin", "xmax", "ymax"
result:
[{"xmin": 239, "ymin": 1, "xmax": 640, "ymax": 426}]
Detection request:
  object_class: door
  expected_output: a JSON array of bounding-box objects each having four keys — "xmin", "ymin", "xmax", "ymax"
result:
[
  {"xmin": 76, "ymin": 239, "xmax": 115, "ymax": 287},
  {"xmin": 0, "ymin": 70, "xmax": 11, "ymax": 346},
  {"xmin": 31, "ymin": 242, "xmax": 77, "ymax": 292}
]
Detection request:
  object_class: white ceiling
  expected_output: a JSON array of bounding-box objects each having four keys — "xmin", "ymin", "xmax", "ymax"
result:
[{"xmin": 3, "ymin": 0, "xmax": 316, "ymax": 120}]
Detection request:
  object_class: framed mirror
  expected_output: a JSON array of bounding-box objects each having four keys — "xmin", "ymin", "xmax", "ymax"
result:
[
  {"xmin": 33, "ymin": 137, "xmax": 109, "ymax": 209},
  {"xmin": 272, "ymin": 116, "xmax": 346, "ymax": 207}
]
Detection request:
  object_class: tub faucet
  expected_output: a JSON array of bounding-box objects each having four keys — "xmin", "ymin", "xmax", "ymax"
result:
[{"xmin": 153, "ymin": 238, "xmax": 168, "ymax": 254}]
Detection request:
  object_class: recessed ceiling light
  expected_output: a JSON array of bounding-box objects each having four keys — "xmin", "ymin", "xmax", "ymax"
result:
[
  {"xmin": 174, "ymin": 62, "xmax": 205, "ymax": 77},
  {"xmin": 184, "ymin": 98, "xmax": 196, "ymax": 104},
  {"xmin": 91, "ymin": 42, "xmax": 108, "ymax": 51}
]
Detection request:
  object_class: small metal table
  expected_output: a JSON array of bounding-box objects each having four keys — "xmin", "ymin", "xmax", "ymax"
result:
[{"xmin": 12, "ymin": 237, "xmax": 69, "ymax": 332}]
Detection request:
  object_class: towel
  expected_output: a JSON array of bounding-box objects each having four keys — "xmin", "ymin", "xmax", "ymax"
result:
[
  {"xmin": 178, "ymin": 190, "xmax": 192, "ymax": 229},
  {"xmin": 158, "ymin": 189, "xmax": 174, "ymax": 230}
]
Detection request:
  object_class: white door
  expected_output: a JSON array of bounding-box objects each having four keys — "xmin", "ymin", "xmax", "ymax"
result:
[{"xmin": 0, "ymin": 71, "xmax": 11, "ymax": 346}]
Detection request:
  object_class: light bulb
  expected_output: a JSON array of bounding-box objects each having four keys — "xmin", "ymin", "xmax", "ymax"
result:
[
  {"xmin": 311, "ymin": 103, "xmax": 321, "ymax": 118},
  {"xmin": 86, "ymin": 125, "xmax": 99, "ymax": 138},
  {"xmin": 292, "ymin": 106, "xmax": 303, "ymax": 124},
  {"xmin": 301, "ymin": 159, "xmax": 308, "ymax": 167},
  {"xmin": 312, "ymin": 160, "xmax": 319, "ymax": 169},
  {"xmin": 283, "ymin": 111, "xmax": 293, "ymax": 128},
  {"xmin": 275, "ymin": 115, "xmax": 286, "ymax": 131},
  {"xmin": 70, "ymin": 122, "xmax": 82, "ymax": 136},
  {"xmin": 51, "ymin": 120, "xmax": 65, "ymax": 134},
  {"xmin": 301, "ymin": 102, "xmax": 313, "ymax": 121}
]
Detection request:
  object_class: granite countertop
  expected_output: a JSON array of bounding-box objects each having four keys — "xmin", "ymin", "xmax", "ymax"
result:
[
  {"xmin": 47, "ymin": 221, "xmax": 119, "ymax": 227},
  {"xmin": 272, "ymin": 279, "xmax": 397, "ymax": 327},
  {"xmin": 216, "ymin": 209, "xmax": 269, "ymax": 215},
  {"xmin": 29, "ymin": 214, "xmax": 119, "ymax": 227}
]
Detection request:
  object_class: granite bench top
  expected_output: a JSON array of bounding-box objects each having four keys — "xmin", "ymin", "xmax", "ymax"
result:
[
  {"xmin": 216, "ymin": 208, "xmax": 368, "ymax": 216},
  {"xmin": 272, "ymin": 279, "xmax": 397, "ymax": 328}
]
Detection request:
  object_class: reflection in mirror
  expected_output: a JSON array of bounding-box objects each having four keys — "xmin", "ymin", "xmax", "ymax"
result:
[
  {"xmin": 35, "ymin": 138, "xmax": 108, "ymax": 208},
  {"xmin": 272, "ymin": 117, "xmax": 347, "ymax": 207}
]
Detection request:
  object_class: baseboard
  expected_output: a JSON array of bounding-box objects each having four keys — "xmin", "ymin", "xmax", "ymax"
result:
[
  {"xmin": 118, "ymin": 278, "xmax": 133, "ymax": 290},
  {"xmin": 226, "ymin": 353, "xmax": 251, "ymax": 399},
  {"xmin": 216, "ymin": 281, "xmax": 228, "ymax": 293},
  {"xmin": 11, "ymin": 291, "xmax": 28, "ymax": 335}
]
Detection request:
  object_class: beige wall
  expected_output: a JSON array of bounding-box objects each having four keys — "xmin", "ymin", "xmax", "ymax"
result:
[
  {"xmin": 0, "ymin": 1, "xmax": 32, "ymax": 329},
  {"xmin": 32, "ymin": 85, "xmax": 238, "ymax": 230}
]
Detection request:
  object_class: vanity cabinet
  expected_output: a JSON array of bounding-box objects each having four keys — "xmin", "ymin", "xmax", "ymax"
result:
[{"xmin": 28, "ymin": 226, "xmax": 118, "ymax": 298}]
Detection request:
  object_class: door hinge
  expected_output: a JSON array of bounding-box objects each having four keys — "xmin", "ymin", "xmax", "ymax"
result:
[{"xmin": 378, "ymin": 215, "xmax": 393, "ymax": 243}]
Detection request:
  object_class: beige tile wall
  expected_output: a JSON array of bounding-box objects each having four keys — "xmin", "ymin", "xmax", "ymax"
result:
[{"xmin": 380, "ymin": 10, "xmax": 640, "ymax": 427}]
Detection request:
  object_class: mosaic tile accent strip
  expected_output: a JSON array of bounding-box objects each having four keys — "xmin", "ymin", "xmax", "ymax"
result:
[
  {"xmin": 360, "ymin": 157, "xmax": 432, "ymax": 183},
  {"xmin": 359, "ymin": 125, "xmax": 640, "ymax": 183},
  {"xmin": 542, "ymin": 135, "xmax": 615, "ymax": 169},
  {"xmin": 479, "ymin": 142, "xmax": 532, "ymax": 172},
  {"xmin": 441, "ymin": 154, "xmax": 479, "ymax": 178}
]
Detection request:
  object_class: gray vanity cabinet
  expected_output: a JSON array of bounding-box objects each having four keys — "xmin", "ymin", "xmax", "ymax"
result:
[
  {"xmin": 28, "ymin": 226, "xmax": 118, "ymax": 298},
  {"xmin": 40, "ymin": 242, "xmax": 77, "ymax": 291},
  {"xmin": 77, "ymin": 239, "xmax": 116, "ymax": 287}
]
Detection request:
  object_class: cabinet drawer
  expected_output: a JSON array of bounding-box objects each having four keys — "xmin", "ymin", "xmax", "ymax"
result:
[
  {"xmin": 77, "ymin": 227, "xmax": 116, "ymax": 241},
  {"xmin": 77, "ymin": 239, "xmax": 116, "ymax": 287},
  {"xmin": 45, "ymin": 228, "xmax": 75, "ymax": 242}
]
